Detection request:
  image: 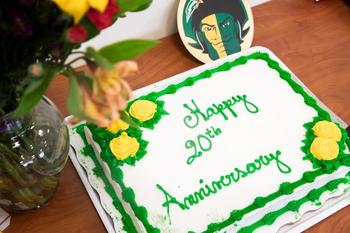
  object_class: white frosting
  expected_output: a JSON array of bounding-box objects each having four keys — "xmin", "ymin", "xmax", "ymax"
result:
[
  {"xmin": 83, "ymin": 127, "xmax": 147, "ymax": 233},
  {"xmin": 116, "ymin": 59, "xmax": 318, "ymax": 232}
]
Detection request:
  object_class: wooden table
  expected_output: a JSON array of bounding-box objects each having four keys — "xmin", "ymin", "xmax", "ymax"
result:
[{"xmin": 5, "ymin": 0, "xmax": 350, "ymax": 232}]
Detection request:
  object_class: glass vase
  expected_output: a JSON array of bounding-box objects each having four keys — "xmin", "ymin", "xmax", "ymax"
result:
[{"xmin": 0, "ymin": 98, "xmax": 69, "ymax": 212}]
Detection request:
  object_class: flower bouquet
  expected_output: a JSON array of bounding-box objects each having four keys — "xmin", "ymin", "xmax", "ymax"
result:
[{"xmin": 0, "ymin": 0, "xmax": 157, "ymax": 212}]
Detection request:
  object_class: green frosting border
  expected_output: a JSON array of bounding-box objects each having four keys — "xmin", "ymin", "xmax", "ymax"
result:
[
  {"xmin": 85, "ymin": 123, "xmax": 160, "ymax": 232},
  {"xmin": 237, "ymin": 171, "xmax": 350, "ymax": 233},
  {"xmin": 74, "ymin": 125, "xmax": 138, "ymax": 233},
  {"xmin": 77, "ymin": 52, "xmax": 350, "ymax": 233}
]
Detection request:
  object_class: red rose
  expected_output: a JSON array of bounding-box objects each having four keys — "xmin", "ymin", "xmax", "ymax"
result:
[
  {"xmin": 87, "ymin": 0, "xmax": 119, "ymax": 30},
  {"xmin": 67, "ymin": 25, "xmax": 88, "ymax": 43}
]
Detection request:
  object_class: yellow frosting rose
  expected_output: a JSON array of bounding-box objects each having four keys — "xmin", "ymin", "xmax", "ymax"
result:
[
  {"xmin": 109, "ymin": 132, "xmax": 140, "ymax": 160},
  {"xmin": 129, "ymin": 100, "xmax": 157, "ymax": 122},
  {"xmin": 107, "ymin": 119, "xmax": 129, "ymax": 134},
  {"xmin": 312, "ymin": 120, "xmax": 342, "ymax": 141},
  {"xmin": 310, "ymin": 137, "xmax": 339, "ymax": 160}
]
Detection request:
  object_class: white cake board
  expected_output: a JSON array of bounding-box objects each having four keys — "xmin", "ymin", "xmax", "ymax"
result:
[
  {"xmin": 68, "ymin": 46, "xmax": 350, "ymax": 233},
  {"xmin": 0, "ymin": 208, "xmax": 10, "ymax": 231}
]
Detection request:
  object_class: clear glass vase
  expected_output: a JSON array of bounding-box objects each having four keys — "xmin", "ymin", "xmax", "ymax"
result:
[{"xmin": 0, "ymin": 98, "xmax": 69, "ymax": 212}]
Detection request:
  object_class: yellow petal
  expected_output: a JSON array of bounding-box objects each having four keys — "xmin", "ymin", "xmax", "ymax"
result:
[
  {"xmin": 107, "ymin": 119, "xmax": 129, "ymax": 134},
  {"xmin": 115, "ymin": 61, "xmax": 139, "ymax": 77},
  {"xmin": 94, "ymin": 67, "xmax": 120, "ymax": 95},
  {"xmin": 129, "ymin": 100, "xmax": 157, "ymax": 122},
  {"xmin": 310, "ymin": 137, "xmax": 339, "ymax": 160},
  {"xmin": 88, "ymin": 0, "xmax": 109, "ymax": 12},
  {"xmin": 83, "ymin": 95, "xmax": 101, "ymax": 120},
  {"xmin": 82, "ymin": 90, "xmax": 110, "ymax": 127},
  {"xmin": 109, "ymin": 132, "xmax": 140, "ymax": 160},
  {"xmin": 130, "ymin": 140, "xmax": 140, "ymax": 157},
  {"xmin": 53, "ymin": 0, "xmax": 89, "ymax": 24},
  {"xmin": 313, "ymin": 120, "xmax": 342, "ymax": 141}
]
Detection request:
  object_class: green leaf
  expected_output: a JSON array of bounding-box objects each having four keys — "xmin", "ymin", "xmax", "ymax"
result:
[
  {"xmin": 14, "ymin": 64, "xmax": 58, "ymax": 116},
  {"xmin": 130, "ymin": 0, "xmax": 152, "ymax": 12},
  {"xmin": 98, "ymin": 39, "xmax": 158, "ymax": 63},
  {"xmin": 85, "ymin": 47, "xmax": 113, "ymax": 70},
  {"xmin": 80, "ymin": 18, "xmax": 100, "ymax": 41},
  {"xmin": 77, "ymin": 71, "xmax": 94, "ymax": 90},
  {"xmin": 120, "ymin": 111, "xmax": 139, "ymax": 129},
  {"xmin": 118, "ymin": 0, "xmax": 152, "ymax": 13},
  {"xmin": 67, "ymin": 74, "xmax": 86, "ymax": 119}
]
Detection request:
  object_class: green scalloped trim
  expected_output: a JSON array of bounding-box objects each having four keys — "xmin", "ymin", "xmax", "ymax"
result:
[
  {"xmin": 126, "ymin": 98, "xmax": 169, "ymax": 129},
  {"xmin": 87, "ymin": 123, "xmax": 149, "ymax": 166},
  {"xmin": 202, "ymin": 168, "xmax": 326, "ymax": 232},
  {"xmin": 86, "ymin": 124, "xmax": 160, "ymax": 233},
  {"xmin": 81, "ymin": 51, "xmax": 350, "ymax": 233},
  {"xmin": 75, "ymin": 124, "xmax": 138, "ymax": 233},
  {"xmin": 301, "ymin": 117, "xmax": 350, "ymax": 173},
  {"xmin": 237, "ymin": 171, "xmax": 350, "ymax": 233}
]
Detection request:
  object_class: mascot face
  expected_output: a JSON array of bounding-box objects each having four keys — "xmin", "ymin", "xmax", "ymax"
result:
[
  {"xmin": 178, "ymin": 0, "xmax": 253, "ymax": 63},
  {"xmin": 200, "ymin": 12, "xmax": 241, "ymax": 59}
]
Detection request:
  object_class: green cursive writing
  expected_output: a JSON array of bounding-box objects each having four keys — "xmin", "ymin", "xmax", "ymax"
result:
[
  {"xmin": 186, "ymin": 126, "xmax": 222, "ymax": 165},
  {"xmin": 156, "ymin": 149, "xmax": 291, "ymax": 221},
  {"xmin": 183, "ymin": 94, "xmax": 259, "ymax": 128}
]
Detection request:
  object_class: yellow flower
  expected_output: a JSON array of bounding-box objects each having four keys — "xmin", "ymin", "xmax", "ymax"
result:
[
  {"xmin": 310, "ymin": 137, "xmax": 339, "ymax": 160},
  {"xmin": 93, "ymin": 61, "xmax": 137, "ymax": 97},
  {"xmin": 109, "ymin": 132, "xmax": 140, "ymax": 160},
  {"xmin": 312, "ymin": 120, "xmax": 342, "ymax": 141},
  {"xmin": 52, "ymin": 0, "xmax": 108, "ymax": 24},
  {"xmin": 129, "ymin": 100, "xmax": 157, "ymax": 122},
  {"xmin": 80, "ymin": 87, "xmax": 111, "ymax": 127},
  {"xmin": 92, "ymin": 62, "xmax": 136, "ymax": 122},
  {"xmin": 77, "ymin": 62, "xmax": 136, "ymax": 128},
  {"xmin": 107, "ymin": 119, "xmax": 129, "ymax": 134}
]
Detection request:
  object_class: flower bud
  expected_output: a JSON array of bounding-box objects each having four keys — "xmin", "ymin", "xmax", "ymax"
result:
[{"xmin": 29, "ymin": 64, "xmax": 43, "ymax": 77}]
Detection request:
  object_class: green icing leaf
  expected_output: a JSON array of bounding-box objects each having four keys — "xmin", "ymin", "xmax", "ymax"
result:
[
  {"xmin": 87, "ymin": 124, "xmax": 149, "ymax": 167},
  {"xmin": 126, "ymin": 99, "xmax": 168, "ymax": 130},
  {"xmin": 301, "ymin": 117, "xmax": 350, "ymax": 173}
]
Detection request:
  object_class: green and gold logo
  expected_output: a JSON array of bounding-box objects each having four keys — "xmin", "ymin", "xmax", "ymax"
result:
[{"xmin": 178, "ymin": 0, "xmax": 254, "ymax": 63}]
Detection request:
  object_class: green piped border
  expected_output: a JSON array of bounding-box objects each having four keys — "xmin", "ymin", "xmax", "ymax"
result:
[
  {"xmin": 237, "ymin": 171, "xmax": 350, "ymax": 233},
  {"xmin": 85, "ymin": 123, "xmax": 160, "ymax": 233},
  {"xmin": 79, "ymin": 52, "xmax": 350, "ymax": 233},
  {"xmin": 75, "ymin": 125, "xmax": 138, "ymax": 233}
]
